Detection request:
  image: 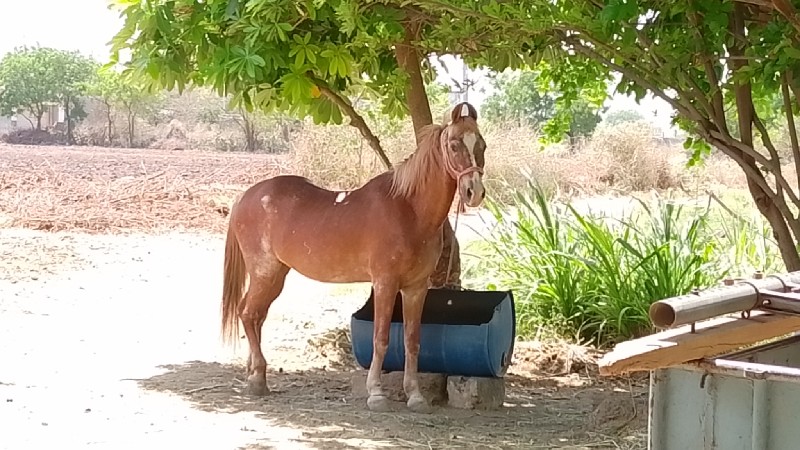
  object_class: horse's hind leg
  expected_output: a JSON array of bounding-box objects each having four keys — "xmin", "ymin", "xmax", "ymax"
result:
[{"xmin": 239, "ymin": 257, "xmax": 290, "ymax": 395}]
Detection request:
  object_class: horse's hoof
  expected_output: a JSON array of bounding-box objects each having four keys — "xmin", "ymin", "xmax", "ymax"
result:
[
  {"xmin": 367, "ymin": 394, "xmax": 391, "ymax": 412},
  {"xmin": 245, "ymin": 376, "xmax": 269, "ymax": 396},
  {"xmin": 407, "ymin": 395, "xmax": 432, "ymax": 414}
]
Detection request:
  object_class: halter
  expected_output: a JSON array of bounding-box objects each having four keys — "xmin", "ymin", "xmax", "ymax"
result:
[
  {"xmin": 439, "ymin": 125, "xmax": 484, "ymax": 289},
  {"xmin": 440, "ymin": 126, "xmax": 484, "ymax": 183}
]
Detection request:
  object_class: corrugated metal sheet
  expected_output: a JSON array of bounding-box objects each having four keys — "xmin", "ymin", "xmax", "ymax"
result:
[{"xmin": 650, "ymin": 335, "xmax": 800, "ymax": 450}]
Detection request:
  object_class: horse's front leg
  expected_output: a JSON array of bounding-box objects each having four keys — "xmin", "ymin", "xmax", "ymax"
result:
[
  {"xmin": 400, "ymin": 282, "xmax": 432, "ymax": 413},
  {"xmin": 365, "ymin": 280, "xmax": 399, "ymax": 412}
]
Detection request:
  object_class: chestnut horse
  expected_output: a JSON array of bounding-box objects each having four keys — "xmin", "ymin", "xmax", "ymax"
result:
[{"xmin": 220, "ymin": 102, "xmax": 487, "ymax": 413}]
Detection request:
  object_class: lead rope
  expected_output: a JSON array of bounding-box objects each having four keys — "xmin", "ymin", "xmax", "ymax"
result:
[
  {"xmin": 443, "ymin": 194, "xmax": 463, "ymax": 289},
  {"xmin": 440, "ymin": 129, "xmax": 478, "ymax": 290}
]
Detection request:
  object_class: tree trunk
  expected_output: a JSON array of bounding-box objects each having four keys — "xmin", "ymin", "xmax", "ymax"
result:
[
  {"xmin": 105, "ymin": 101, "xmax": 114, "ymax": 145},
  {"xmin": 127, "ymin": 110, "xmax": 136, "ymax": 147},
  {"xmin": 244, "ymin": 113, "xmax": 257, "ymax": 152},
  {"xmin": 395, "ymin": 19, "xmax": 462, "ymax": 289},
  {"xmin": 65, "ymin": 96, "xmax": 73, "ymax": 145},
  {"xmin": 729, "ymin": 4, "xmax": 800, "ymax": 271}
]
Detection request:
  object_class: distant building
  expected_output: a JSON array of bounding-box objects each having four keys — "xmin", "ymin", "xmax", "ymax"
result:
[{"xmin": 0, "ymin": 103, "xmax": 64, "ymax": 133}]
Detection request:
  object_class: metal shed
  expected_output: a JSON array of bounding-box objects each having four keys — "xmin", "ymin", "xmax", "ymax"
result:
[
  {"xmin": 598, "ymin": 272, "xmax": 800, "ymax": 450},
  {"xmin": 649, "ymin": 334, "xmax": 800, "ymax": 450}
]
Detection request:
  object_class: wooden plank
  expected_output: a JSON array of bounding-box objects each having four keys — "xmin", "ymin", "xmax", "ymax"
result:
[{"xmin": 598, "ymin": 310, "xmax": 800, "ymax": 376}]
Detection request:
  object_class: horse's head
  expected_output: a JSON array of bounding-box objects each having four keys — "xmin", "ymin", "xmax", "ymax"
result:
[{"xmin": 441, "ymin": 102, "xmax": 486, "ymax": 208}]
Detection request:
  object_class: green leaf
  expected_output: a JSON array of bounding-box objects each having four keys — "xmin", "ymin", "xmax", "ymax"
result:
[
  {"xmin": 785, "ymin": 47, "xmax": 800, "ymax": 60},
  {"xmin": 225, "ymin": 0, "xmax": 239, "ymax": 19},
  {"xmin": 251, "ymin": 54, "xmax": 266, "ymax": 67}
]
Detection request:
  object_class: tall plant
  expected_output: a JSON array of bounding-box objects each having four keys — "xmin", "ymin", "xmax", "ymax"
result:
[{"xmin": 481, "ymin": 181, "xmax": 772, "ymax": 345}]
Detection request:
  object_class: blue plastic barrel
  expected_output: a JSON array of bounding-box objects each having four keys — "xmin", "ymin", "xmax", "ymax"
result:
[{"xmin": 350, "ymin": 288, "xmax": 516, "ymax": 378}]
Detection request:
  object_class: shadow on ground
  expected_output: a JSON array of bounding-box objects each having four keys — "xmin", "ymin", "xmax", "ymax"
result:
[{"xmin": 139, "ymin": 361, "xmax": 648, "ymax": 449}]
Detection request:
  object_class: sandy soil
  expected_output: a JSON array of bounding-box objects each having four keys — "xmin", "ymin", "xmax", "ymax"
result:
[{"xmin": 0, "ymin": 144, "xmax": 647, "ymax": 449}]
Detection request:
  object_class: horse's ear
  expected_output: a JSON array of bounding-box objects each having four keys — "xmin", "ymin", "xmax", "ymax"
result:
[{"xmin": 450, "ymin": 102, "xmax": 478, "ymax": 122}]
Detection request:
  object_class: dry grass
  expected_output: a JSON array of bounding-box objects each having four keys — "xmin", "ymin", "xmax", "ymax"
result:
[
  {"xmin": 284, "ymin": 119, "xmax": 687, "ymax": 204},
  {"xmin": 582, "ymin": 121, "xmax": 679, "ymax": 192},
  {"xmin": 472, "ymin": 120, "xmax": 689, "ymax": 202}
]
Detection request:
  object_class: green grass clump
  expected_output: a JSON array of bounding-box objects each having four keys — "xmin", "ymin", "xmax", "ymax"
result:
[{"xmin": 470, "ymin": 179, "xmax": 783, "ymax": 347}]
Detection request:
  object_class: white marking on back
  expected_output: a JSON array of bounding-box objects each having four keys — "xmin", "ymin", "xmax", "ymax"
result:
[
  {"xmin": 463, "ymin": 132, "xmax": 477, "ymax": 160},
  {"xmin": 461, "ymin": 104, "xmax": 470, "ymax": 117}
]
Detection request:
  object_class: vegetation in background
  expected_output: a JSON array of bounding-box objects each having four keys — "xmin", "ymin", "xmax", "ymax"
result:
[
  {"xmin": 603, "ymin": 109, "xmax": 646, "ymax": 127},
  {"xmin": 467, "ymin": 178, "xmax": 783, "ymax": 346},
  {"xmin": 483, "ymin": 69, "xmax": 605, "ymax": 138},
  {"xmin": 0, "ymin": 46, "xmax": 95, "ymax": 141},
  {"xmin": 88, "ymin": 68, "xmax": 163, "ymax": 147}
]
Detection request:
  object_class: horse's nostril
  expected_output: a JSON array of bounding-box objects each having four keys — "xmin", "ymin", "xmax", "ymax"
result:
[
  {"xmin": 466, "ymin": 188, "xmax": 474, "ymax": 198},
  {"xmin": 480, "ymin": 190, "xmax": 486, "ymax": 199}
]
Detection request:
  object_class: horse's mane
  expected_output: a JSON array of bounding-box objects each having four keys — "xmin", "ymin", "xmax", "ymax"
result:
[{"xmin": 389, "ymin": 124, "xmax": 445, "ymax": 199}]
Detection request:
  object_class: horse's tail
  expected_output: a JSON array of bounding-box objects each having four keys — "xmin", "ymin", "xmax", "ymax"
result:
[{"xmin": 221, "ymin": 215, "xmax": 246, "ymax": 346}]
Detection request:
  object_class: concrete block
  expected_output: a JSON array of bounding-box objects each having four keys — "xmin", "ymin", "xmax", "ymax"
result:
[
  {"xmin": 446, "ymin": 375, "xmax": 505, "ymax": 410},
  {"xmin": 350, "ymin": 370, "xmax": 448, "ymax": 404}
]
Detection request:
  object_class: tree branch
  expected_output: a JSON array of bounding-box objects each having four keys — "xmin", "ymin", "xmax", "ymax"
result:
[
  {"xmin": 771, "ymin": 0, "xmax": 800, "ymax": 35},
  {"xmin": 703, "ymin": 131, "xmax": 777, "ymax": 200},
  {"xmin": 751, "ymin": 113, "xmax": 800, "ymax": 236},
  {"xmin": 395, "ymin": 18, "xmax": 434, "ymax": 138},
  {"xmin": 562, "ymin": 35, "xmax": 705, "ymax": 122},
  {"xmin": 687, "ymin": 1, "xmax": 728, "ymax": 132},
  {"xmin": 634, "ymin": 27, "xmax": 666, "ymax": 69},
  {"xmin": 729, "ymin": 1, "xmax": 800, "ymax": 269},
  {"xmin": 753, "ymin": 113, "xmax": 790, "ymax": 201},
  {"xmin": 708, "ymin": 129, "xmax": 777, "ymax": 169},
  {"xmin": 309, "ymin": 76, "xmax": 392, "ymax": 170},
  {"xmin": 782, "ymin": 71, "xmax": 800, "ymax": 190},
  {"xmin": 18, "ymin": 112, "xmax": 34, "ymax": 129}
]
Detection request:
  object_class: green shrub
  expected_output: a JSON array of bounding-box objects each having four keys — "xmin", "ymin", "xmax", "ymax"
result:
[{"xmin": 474, "ymin": 179, "xmax": 783, "ymax": 346}]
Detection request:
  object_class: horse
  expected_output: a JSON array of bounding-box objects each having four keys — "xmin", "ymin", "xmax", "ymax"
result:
[{"xmin": 220, "ymin": 102, "xmax": 487, "ymax": 413}]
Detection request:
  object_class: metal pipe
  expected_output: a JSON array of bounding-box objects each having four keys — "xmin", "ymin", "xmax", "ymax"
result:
[{"xmin": 648, "ymin": 272, "xmax": 800, "ymax": 328}]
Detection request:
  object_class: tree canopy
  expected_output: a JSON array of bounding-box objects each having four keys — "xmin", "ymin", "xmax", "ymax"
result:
[
  {"xmin": 109, "ymin": 0, "xmax": 420, "ymax": 126},
  {"xmin": 110, "ymin": 0, "xmax": 800, "ymax": 270},
  {"xmin": 0, "ymin": 46, "xmax": 95, "ymax": 135}
]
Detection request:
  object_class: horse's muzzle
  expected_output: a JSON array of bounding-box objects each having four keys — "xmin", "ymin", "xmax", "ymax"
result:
[{"xmin": 462, "ymin": 172, "xmax": 486, "ymax": 208}]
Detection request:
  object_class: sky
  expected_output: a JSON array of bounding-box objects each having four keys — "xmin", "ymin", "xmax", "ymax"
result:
[{"xmin": 0, "ymin": 0, "xmax": 676, "ymax": 134}]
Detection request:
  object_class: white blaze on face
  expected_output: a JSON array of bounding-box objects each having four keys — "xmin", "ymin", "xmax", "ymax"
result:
[
  {"xmin": 461, "ymin": 104, "xmax": 470, "ymax": 117},
  {"xmin": 335, "ymin": 191, "xmax": 348, "ymax": 204},
  {"xmin": 462, "ymin": 131, "xmax": 477, "ymax": 163},
  {"xmin": 459, "ymin": 131, "xmax": 485, "ymax": 207}
]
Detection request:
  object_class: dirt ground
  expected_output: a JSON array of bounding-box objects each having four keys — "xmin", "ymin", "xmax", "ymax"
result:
[{"xmin": 0, "ymin": 144, "xmax": 648, "ymax": 449}]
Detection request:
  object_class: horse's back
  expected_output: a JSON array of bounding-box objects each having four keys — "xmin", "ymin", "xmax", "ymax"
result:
[{"xmin": 230, "ymin": 172, "xmax": 413, "ymax": 282}]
